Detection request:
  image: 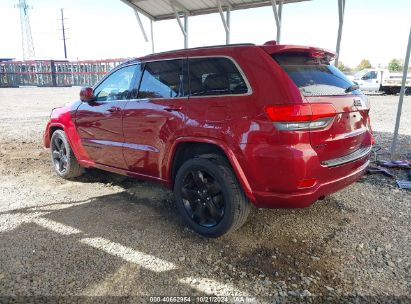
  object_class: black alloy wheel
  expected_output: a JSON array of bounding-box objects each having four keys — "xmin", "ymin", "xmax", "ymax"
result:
[
  {"xmin": 51, "ymin": 134, "xmax": 69, "ymax": 175},
  {"xmin": 174, "ymin": 156, "xmax": 251, "ymax": 238},
  {"xmin": 50, "ymin": 130, "xmax": 84, "ymax": 179},
  {"xmin": 181, "ymin": 169, "xmax": 225, "ymax": 227}
]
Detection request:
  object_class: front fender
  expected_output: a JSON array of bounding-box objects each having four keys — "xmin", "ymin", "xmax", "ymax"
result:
[
  {"xmin": 43, "ymin": 121, "xmax": 65, "ymax": 148},
  {"xmin": 43, "ymin": 103, "xmax": 93, "ymax": 167}
]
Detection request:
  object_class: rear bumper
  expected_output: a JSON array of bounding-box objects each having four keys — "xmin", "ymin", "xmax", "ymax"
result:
[
  {"xmin": 253, "ymin": 158, "xmax": 369, "ymax": 208},
  {"xmin": 240, "ymin": 138, "xmax": 372, "ymax": 209}
]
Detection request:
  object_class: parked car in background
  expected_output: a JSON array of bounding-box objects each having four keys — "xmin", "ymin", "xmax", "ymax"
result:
[
  {"xmin": 44, "ymin": 43, "xmax": 373, "ymax": 237},
  {"xmin": 349, "ymin": 68, "xmax": 411, "ymax": 94}
]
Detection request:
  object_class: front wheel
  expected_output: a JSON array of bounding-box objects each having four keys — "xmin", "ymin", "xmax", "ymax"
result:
[
  {"xmin": 174, "ymin": 156, "xmax": 251, "ymax": 238},
  {"xmin": 50, "ymin": 130, "xmax": 84, "ymax": 179}
]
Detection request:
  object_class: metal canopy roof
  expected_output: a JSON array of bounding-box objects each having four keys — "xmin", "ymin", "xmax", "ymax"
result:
[{"xmin": 121, "ymin": 0, "xmax": 310, "ymax": 21}]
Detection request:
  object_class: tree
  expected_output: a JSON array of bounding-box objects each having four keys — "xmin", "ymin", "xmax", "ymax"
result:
[
  {"xmin": 337, "ymin": 61, "xmax": 351, "ymax": 73},
  {"xmin": 388, "ymin": 58, "xmax": 402, "ymax": 72},
  {"xmin": 356, "ymin": 59, "xmax": 372, "ymax": 71}
]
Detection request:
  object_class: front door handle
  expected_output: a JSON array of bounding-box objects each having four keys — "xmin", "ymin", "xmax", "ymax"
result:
[
  {"xmin": 164, "ymin": 105, "xmax": 182, "ymax": 112},
  {"xmin": 106, "ymin": 107, "xmax": 121, "ymax": 113}
]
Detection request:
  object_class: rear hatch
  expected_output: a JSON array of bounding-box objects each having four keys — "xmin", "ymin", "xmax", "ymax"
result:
[{"xmin": 272, "ymin": 51, "xmax": 372, "ymax": 164}]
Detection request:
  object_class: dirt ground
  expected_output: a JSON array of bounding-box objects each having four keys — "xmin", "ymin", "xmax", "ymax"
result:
[{"xmin": 0, "ymin": 87, "xmax": 410, "ymax": 303}]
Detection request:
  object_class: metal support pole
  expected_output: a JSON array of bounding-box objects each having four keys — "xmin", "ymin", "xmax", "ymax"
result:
[
  {"xmin": 218, "ymin": 0, "xmax": 230, "ymax": 44},
  {"xmin": 278, "ymin": 0, "xmax": 283, "ymax": 43},
  {"xmin": 184, "ymin": 13, "xmax": 188, "ymax": 49},
  {"xmin": 271, "ymin": 0, "xmax": 282, "ymax": 43},
  {"xmin": 391, "ymin": 26, "xmax": 411, "ymax": 157},
  {"xmin": 173, "ymin": 6, "xmax": 188, "ymax": 49},
  {"xmin": 134, "ymin": 10, "xmax": 148, "ymax": 42},
  {"xmin": 150, "ymin": 19, "xmax": 155, "ymax": 53},
  {"xmin": 226, "ymin": 8, "xmax": 231, "ymax": 44},
  {"xmin": 335, "ymin": 0, "xmax": 346, "ymax": 66},
  {"xmin": 278, "ymin": 0, "xmax": 283, "ymax": 22}
]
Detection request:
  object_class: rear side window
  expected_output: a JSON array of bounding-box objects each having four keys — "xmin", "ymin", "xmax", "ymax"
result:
[
  {"xmin": 188, "ymin": 57, "xmax": 249, "ymax": 96},
  {"xmin": 138, "ymin": 59, "xmax": 185, "ymax": 99},
  {"xmin": 273, "ymin": 53, "xmax": 359, "ymax": 96}
]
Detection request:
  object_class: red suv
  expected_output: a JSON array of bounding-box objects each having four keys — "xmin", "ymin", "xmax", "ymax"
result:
[{"xmin": 44, "ymin": 43, "xmax": 373, "ymax": 237}]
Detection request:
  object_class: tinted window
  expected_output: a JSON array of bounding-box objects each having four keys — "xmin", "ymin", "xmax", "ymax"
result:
[
  {"xmin": 128, "ymin": 63, "xmax": 144, "ymax": 99},
  {"xmin": 138, "ymin": 59, "xmax": 185, "ymax": 99},
  {"xmin": 94, "ymin": 65, "xmax": 136, "ymax": 102},
  {"xmin": 273, "ymin": 53, "xmax": 360, "ymax": 96},
  {"xmin": 188, "ymin": 58, "xmax": 248, "ymax": 96}
]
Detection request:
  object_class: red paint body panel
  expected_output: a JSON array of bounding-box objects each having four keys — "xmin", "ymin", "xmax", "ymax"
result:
[
  {"xmin": 75, "ymin": 100, "xmax": 127, "ymax": 168},
  {"xmin": 44, "ymin": 102, "xmax": 94, "ymax": 167},
  {"xmin": 122, "ymin": 97, "xmax": 188, "ymax": 178},
  {"xmin": 44, "ymin": 44, "xmax": 372, "ymax": 209}
]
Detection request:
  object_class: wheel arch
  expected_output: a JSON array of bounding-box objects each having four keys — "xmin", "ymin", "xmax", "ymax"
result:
[
  {"xmin": 166, "ymin": 137, "xmax": 256, "ymax": 203},
  {"xmin": 45, "ymin": 121, "xmax": 92, "ymax": 167},
  {"xmin": 44, "ymin": 122, "xmax": 65, "ymax": 148},
  {"xmin": 50, "ymin": 125, "xmax": 64, "ymax": 137}
]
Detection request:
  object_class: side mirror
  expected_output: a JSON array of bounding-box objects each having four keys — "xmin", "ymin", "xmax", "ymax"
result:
[
  {"xmin": 361, "ymin": 75, "xmax": 369, "ymax": 80},
  {"xmin": 80, "ymin": 87, "xmax": 95, "ymax": 102}
]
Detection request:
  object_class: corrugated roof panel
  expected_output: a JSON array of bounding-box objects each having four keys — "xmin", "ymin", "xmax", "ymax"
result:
[
  {"xmin": 177, "ymin": 0, "xmax": 214, "ymax": 11},
  {"xmin": 136, "ymin": 1, "xmax": 171, "ymax": 16},
  {"xmin": 123, "ymin": 0, "xmax": 311, "ymax": 21}
]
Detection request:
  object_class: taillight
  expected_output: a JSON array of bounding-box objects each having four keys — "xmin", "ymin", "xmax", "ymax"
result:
[{"xmin": 265, "ymin": 104, "xmax": 336, "ymax": 131}]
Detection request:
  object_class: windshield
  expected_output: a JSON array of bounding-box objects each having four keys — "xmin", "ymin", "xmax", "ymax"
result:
[{"xmin": 273, "ymin": 53, "xmax": 361, "ymax": 97}]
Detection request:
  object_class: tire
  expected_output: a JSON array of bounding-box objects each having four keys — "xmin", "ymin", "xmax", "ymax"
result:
[
  {"xmin": 50, "ymin": 129, "xmax": 84, "ymax": 179},
  {"xmin": 174, "ymin": 156, "xmax": 251, "ymax": 238}
]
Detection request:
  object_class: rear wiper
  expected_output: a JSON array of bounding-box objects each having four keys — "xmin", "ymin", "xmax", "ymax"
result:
[{"xmin": 345, "ymin": 84, "xmax": 359, "ymax": 93}]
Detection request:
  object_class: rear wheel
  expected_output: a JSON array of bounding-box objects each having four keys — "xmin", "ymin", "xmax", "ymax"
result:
[
  {"xmin": 50, "ymin": 130, "xmax": 84, "ymax": 179},
  {"xmin": 174, "ymin": 156, "xmax": 251, "ymax": 238}
]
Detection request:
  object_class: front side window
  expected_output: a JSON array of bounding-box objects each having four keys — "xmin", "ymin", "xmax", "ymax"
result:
[
  {"xmin": 94, "ymin": 65, "xmax": 136, "ymax": 102},
  {"xmin": 188, "ymin": 57, "xmax": 249, "ymax": 96},
  {"xmin": 138, "ymin": 59, "xmax": 185, "ymax": 99},
  {"xmin": 128, "ymin": 63, "xmax": 144, "ymax": 99}
]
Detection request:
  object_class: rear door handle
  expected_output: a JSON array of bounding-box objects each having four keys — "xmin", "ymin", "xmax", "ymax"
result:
[
  {"xmin": 164, "ymin": 105, "xmax": 182, "ymax": 112},
  {"xmin": 107, "ymin": 107, "xmax": 121, "ymax": 113}
]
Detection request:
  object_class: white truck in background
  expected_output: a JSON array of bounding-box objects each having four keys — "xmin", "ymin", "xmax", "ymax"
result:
[{"xmin": 348, "ymin": 68, "xmax": 411, "ymax": 94}]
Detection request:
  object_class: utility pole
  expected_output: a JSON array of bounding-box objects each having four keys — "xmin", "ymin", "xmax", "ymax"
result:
[{"xmin": 60, "ymin": 8, "xmax": 67, "ymax": 59}]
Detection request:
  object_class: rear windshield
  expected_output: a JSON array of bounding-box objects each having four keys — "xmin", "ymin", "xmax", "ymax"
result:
[{"xmin": 273, "ymin": 53, "xmax": 360, "ymax": 96}]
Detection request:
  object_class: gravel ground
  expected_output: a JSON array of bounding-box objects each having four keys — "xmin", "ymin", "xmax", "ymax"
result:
[{"xmin": 0, "ymin": 87, "xmax": 410, "ymax": 303}]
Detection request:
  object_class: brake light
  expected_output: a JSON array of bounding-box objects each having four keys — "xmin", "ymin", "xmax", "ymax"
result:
[
  {"xmin": 310, "ymin": 51, "xmax": 325, "ymax": 58},
  {"xmin": 309, "ymin": 50, "xmax": 335, "ymax": 62},
  {"xmin": 265, "ymin": 104, "xmax": 336, "ymax": 131}
]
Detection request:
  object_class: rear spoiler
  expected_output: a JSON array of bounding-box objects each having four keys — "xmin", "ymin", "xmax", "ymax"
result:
[{"xmin": 260, "ymin": 45, "xmax": 335, "ymax": 61}]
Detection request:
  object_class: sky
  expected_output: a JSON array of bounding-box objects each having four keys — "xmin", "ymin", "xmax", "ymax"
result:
[{"xmin": 0, "ymin": 0, "xmax": 410, "ymax": 68}]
